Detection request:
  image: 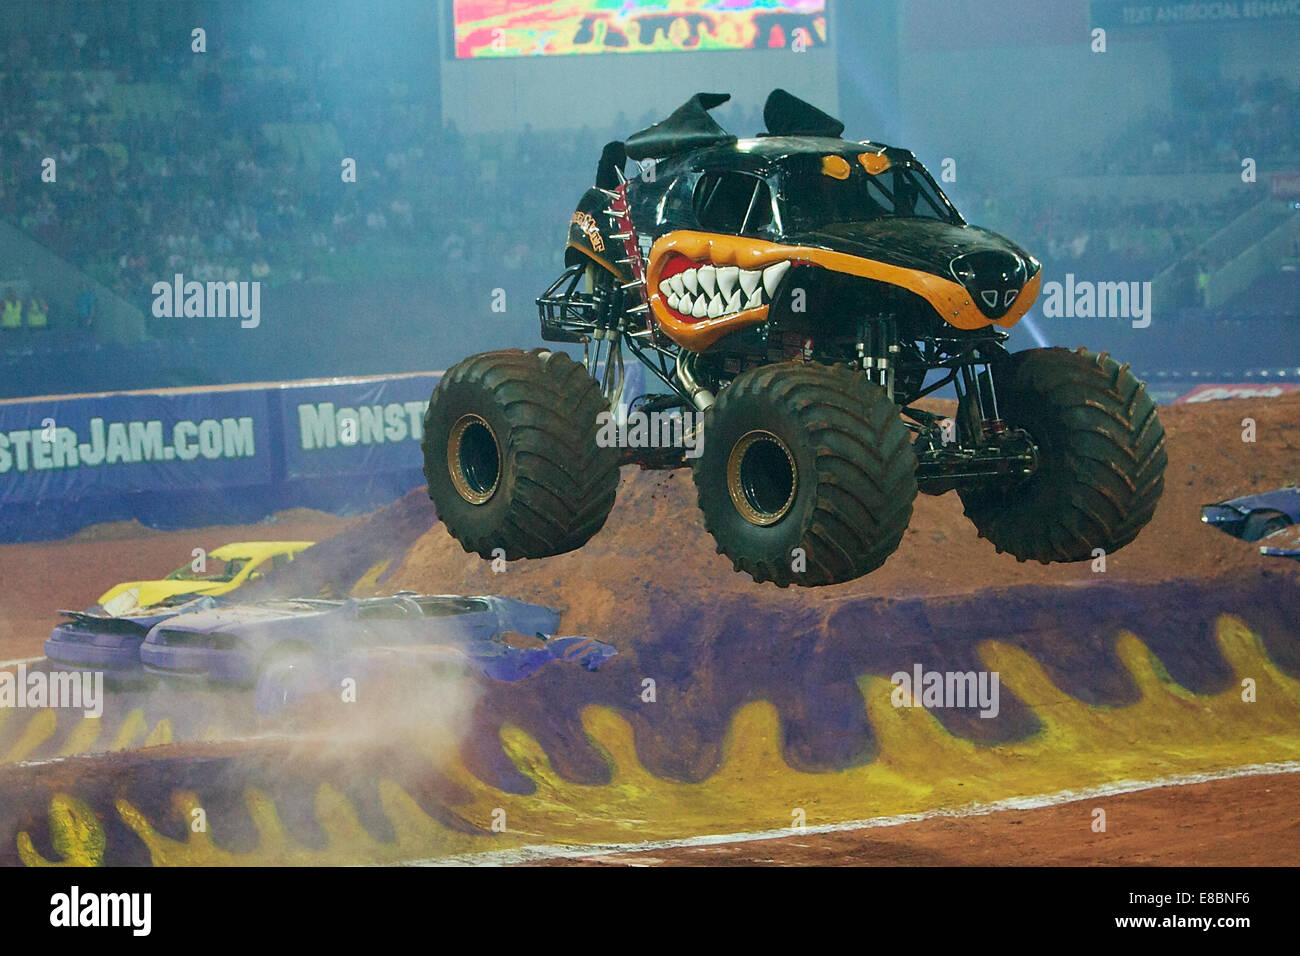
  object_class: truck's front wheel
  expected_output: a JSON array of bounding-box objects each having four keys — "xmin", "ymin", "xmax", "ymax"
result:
[
  {"xmin": 693, "ymin": 362, "xmax": 917, "ymax": 587},
  {"xmin": 423, "ymin": 349, "xmax": 619, "ymax": 560}
]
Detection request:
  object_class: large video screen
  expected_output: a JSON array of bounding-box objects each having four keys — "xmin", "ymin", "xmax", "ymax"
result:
[{"xmin": 452, "ymin": 0, "xmax": 829, "ymax": 59}]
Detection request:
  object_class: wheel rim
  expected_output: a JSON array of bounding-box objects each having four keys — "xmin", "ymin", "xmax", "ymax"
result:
[
  {"xmin": 447, "ymin": 414, "xmax": 501, "ymax": 505},
  {"xmin": 727, "ymin": 430, "xmax": 798, "ymax": 526}
]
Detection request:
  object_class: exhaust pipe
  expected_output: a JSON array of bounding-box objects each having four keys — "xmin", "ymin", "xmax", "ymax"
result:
[{"xmin": 676, "ymin": 352, "xmax": 715, "ymax": 411}]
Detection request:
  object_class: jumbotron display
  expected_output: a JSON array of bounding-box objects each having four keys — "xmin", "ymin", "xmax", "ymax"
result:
[{"xmin": 452, "ymin": 0, "xmax": 829, "ymax": 58}]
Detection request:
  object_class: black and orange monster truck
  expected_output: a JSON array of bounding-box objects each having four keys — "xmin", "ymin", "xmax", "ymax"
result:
[{"xmin": 422, "ymin": 90, "xmax": 1167, "ymax": 587}]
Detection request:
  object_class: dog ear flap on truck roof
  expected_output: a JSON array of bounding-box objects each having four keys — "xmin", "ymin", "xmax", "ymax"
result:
[
  {"xmin": 625, "ymin": 92, "xmax": 735, "ymax": 161},
  {"xmin": 763, "ymin": 88, "xmax": 845, "ymax": 138},
  {"xmin": 595, "ymin": 140, "xmax": 627, "ymax": 189},
  {"xmin": 621, "ymin": 89, "xmax": 847, "ymax": 164}
]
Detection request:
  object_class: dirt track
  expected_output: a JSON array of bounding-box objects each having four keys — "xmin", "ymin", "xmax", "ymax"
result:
[
  {"xmin": 537, "ymin": 771, "xmax": 1300, "ymax": 866},
  {"xmin": 1, "ymin": 392, "xmax": 1298, "ymax": 867}
]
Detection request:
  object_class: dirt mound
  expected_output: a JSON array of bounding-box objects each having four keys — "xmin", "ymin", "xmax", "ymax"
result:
[
  {"xmin": 242, "ymin": 488, "xmax": 435, "ymax": 600},
  {"xmin": 383, "ymin": 392, "xmax": 1300, "ymax": 636},
  {"xmin": 4, "ymin": 570, "xmax": 1297, "ymax": 865}
]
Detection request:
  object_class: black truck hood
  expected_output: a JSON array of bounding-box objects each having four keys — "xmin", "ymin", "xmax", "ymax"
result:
[
  {"xmin": 785, "ymin": 218, "xmax": 1038, "ymax": 319},
  {"xmin": 787, "ymin": 218, "xmax": 1036, "ymax": 282}
]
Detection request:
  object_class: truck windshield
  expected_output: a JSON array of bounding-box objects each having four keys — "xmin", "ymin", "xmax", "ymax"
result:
[{"xmin": 779, "ymin": 157, "xmax": 958, "ymax": 231}]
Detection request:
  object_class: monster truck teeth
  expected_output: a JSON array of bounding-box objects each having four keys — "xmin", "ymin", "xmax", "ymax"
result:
[
  {"xmin": 657, "ymin": 262, "xmax": 789, "ymax": 321},
  {"xmin": 716, "ymin": 266, "xmax": 739, "ymax": 299},
  {"xmin": 762, "ymin": 260, "xmax": 790, "ymax": 298},
  {"xmin": 698, "ymin": 264, "xmax": 717, "ymax": 297}
]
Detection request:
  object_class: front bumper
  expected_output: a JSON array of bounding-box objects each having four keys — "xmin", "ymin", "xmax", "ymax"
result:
[
  {"xmin": 44, "ymin": 628, "xmax": 144, "ymax": 681},
  {"xmin": 140, "ymin": 644, "xmax": 254, "ymax": 684}
]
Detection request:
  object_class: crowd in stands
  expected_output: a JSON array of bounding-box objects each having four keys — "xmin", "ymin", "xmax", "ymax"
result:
[
  {"xmin": 961, "ymin": 186, "xmax": 1256, "ymax": 279},
  {"xmin": 1098, "ymin": 73, "xmax": 1300, "ymax": 175},
  {"xmin": 0, "ymin": 26, "xmax": 1294, "ymax": 343},
  {"xmin": 0, "ymin": 27, "xmax": 732, "ymax": 338}
]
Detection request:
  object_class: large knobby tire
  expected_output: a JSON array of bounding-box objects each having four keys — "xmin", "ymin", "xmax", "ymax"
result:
[
  {"xmin": 422, "ymin": 349, "xmax": 619, "ymax": 560},
  {"xmin": 693, "ymin": 362, "xmax": 917, "ymax": 588},
  {"xmin": 958, "ymin": 346, "xmax": 1166, "ymax": 563}
]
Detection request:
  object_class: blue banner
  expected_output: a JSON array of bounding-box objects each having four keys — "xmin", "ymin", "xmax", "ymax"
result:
[
  {"xmin": 0, "ymin": 373, "xmax": 442, "ymax": 543},
  {"xmin": 0, "ymin": 363, "xmax": 654, "ymax": 542},
  {"xmin": 0, "ymin": 389, "xmax": 273, "ymax": 505},
  {"xmin": 279, "ymin": 375, "xmax": 440, "ymax": 480}
]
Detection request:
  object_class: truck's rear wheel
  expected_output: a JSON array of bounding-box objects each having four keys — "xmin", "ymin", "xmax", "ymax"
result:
[
  {"xmin": 958, "ymin": 346, "xmax": 1166, "ymax": 563},
  {"xmin": 693, "ymin": 362, "xmax": 917, "ymax": 587},
  {"xmin": 423, "ymin": 349, "xmax": 619, "ymax": 560}
]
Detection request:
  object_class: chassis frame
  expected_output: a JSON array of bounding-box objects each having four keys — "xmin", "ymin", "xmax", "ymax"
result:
[{"xmin": 539, "ymin": 256, "xmax": 1039, "ymax": 493}]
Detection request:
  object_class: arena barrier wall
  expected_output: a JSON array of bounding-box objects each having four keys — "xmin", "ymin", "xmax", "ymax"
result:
[
  {"xmin": 0, "ymin": 372, "xmax": 443, "ymax": 543},
  {"xmin": 0, "ymin": 361, "xmax": 646, "ymax": 543}
]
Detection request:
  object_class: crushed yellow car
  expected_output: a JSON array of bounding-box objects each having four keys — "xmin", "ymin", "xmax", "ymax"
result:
[{"xmin": 97, "ymin": 541, "xmax": 315, "ymax": 613}]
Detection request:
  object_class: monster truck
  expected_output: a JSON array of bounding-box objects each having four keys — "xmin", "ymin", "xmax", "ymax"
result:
[{"xmin": 422, "ymin": 90, "xmax": 1166, "ymax": 587}]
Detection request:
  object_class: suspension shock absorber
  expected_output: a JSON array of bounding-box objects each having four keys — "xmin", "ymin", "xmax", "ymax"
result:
[
  {"xmin": 883, "ymin": 317, "xmax": 898, "ymax": 403},
  {"xmin": 962, "ymin": 349, "xmax": 1006, "ymax": 440},
  {"xmin": 858, "ymin": 316, "xmax": 897, "ymax": 401}
]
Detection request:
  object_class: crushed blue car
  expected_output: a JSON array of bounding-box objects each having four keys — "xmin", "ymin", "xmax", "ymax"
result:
[
  {"xmin": 1259, "ymin": 527, "xmax": 1300, "ymax": 561},
  {"xmin": 44, "ymin": 595, "xmax": 219, "ymax": 682},
  {"xmin": 137, "ymin": 592, "xmax": 616, "ymax": 713},
  {"xmin": 1200, "ymin": 486, "xmax": 1300, "ymax": 542}
]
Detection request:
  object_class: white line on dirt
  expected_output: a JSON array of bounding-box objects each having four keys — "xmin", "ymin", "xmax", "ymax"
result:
[
  {"xmin": 405, "ymin": 760, "xmax": 1300, "ymax": 866},
  {"xmin": 0, "ymin": 656, "xmax": 46, "ymax": 669}
]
